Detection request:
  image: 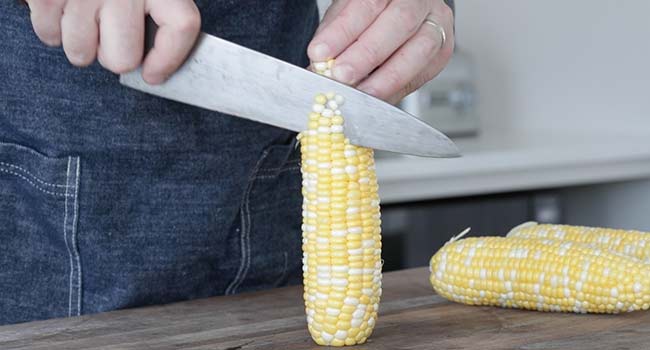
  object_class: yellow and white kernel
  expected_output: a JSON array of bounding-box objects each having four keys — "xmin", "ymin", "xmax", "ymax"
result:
[
  {"xmin": 508, "ymin": 223, "xmax": 650, "ymax": 262},
  {"xmin": 300, "ymin": 61, "xmax": 382, "ymax": 346},
  {"xmin": 429, "ymin": 236, "xmax": 650, "ymax": 314}
]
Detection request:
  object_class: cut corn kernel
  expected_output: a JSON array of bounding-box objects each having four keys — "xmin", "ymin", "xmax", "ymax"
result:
[
  {"xmin": 429, "ymin": 235, "xmax": 650, "ymax": 313},
  {"xmin": 508, "ymin": 222, "xmax": 650, "ymax": 262},
  {"xmin": 300, "ymin": 61, "xmax": 382, "ymax": 346}
]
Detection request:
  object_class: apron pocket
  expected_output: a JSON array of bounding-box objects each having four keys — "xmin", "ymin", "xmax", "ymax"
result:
[
  {"xmin": 225, "ymin": 141, "xmax": 303, "ymax": 294},
  {"xmin": 0, "ymin": 141, "xmax": 81, "ymax": 324}
]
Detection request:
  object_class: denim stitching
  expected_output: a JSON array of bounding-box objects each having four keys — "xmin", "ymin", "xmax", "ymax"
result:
[
  {"xmin": 63, "ymin": 158, "xmax": 74, "ymax": 316},
  {"xmin": 224, "ymin": 205, "xmax": 249, "ymax": 295},
  {"xmin": 71, "ymin": 157, "xmax": 82, "ymax": 316},
  {"xmin": 225, "ymin": 149, "xmax": 270, "ymax": 295},
  {"xmin": 225, "ymin": 205, "xmax": 246, "ymax": 294},
  {"xmin": 234, "ymin": 190, "xmax": 253, "ymax": 294},
  {"xmin": 256, "ymin": 164, "xmax": 301, "ymax": 173},
  {"xmin": 256, "ymin": 160, "xmax": 301, "ymax": 173},
  {"xmin": 0, "ymin": 167, "xmax": 72, "ymax": 197},
  {"xmin": 226, "ymin": 180, "xmax": 252, "ymax": 295},
  {"xmin": 225, "ymin": 145, "xmax": 300, "ymax": 294},
  {"xmin": 253, "ymin": 166, "xmax": 301, "ymax": 180},
  {"xmin": 0, "ymin": 141, "xmax": 57, "ymax": 159},
  {"xmin": 0, "ymin": 161, "xmax": 69, "ymax": 188}
]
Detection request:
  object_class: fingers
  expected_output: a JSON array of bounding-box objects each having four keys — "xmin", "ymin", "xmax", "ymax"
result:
[
  {"xmin": 314, "ymin": 0, "xmax": 351, "ymax": 36},
  {"xmin": 307, "ymin": 0, "xmax": 389, "ymax": 63},
  {"xmin": 330, "ymin": 0, "xmax": 432, "ymax": 85},
  {"xmin": 358, "ymin": 2, "xmax": 455, "ymax": 103},
  {"xmin": 61, "ymin": 0, "xmax": 100, "ymax": 67},
  {"xmin": 27, "ymin": 0, "xmax": 65, "ymax": 46},
  {"xmin": 389, "ymin": 36, "xmax": 454, "ymax": 105},
  {"xmin": 97, "ymin": 0, "xmax": 145, "ymax": 74},
  {"xmin": 357, "ymin": 17, "xmax": 453, "ymax": 101},
  {"xmin": 384, "ymin": 69, "xmax": 435, "ymax": 105},
  {"xmin": 141, "ymin": 0, "xmax": 201, "ymax": 84},
  {"xmin": 384, "ymin": 39, "xmax": 453, "ymax": 106},
  {"xmin": 27, "ymin": 0, "xmax": 200, "ymax": 80}
]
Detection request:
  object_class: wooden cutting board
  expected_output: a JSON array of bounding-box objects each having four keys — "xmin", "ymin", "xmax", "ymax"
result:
[{"xmin": 1, "ymin": 267, "xmax": 649, "ymax": 349}]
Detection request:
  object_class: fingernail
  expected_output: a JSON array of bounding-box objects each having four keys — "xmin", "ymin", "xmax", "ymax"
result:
[
  {"xmin": 309, "ymin": 42, "xmax": 330, "ymax": 61},
  {"xmin": 143, "ymin": 73, "xmax": 166, "ymax": 85},
  {"xmin": 332, "ymin": 64, "xmax": 354, "ymax": 84}
]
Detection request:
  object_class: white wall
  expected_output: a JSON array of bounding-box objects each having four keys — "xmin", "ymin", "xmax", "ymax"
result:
[
  {"xmin": 317, "ymin": 1, "xmax": 650, "ymax": 133},
  {"xmin": 455, "ymin": 0, "xmax": 650, "ymax": 134},
  {"xmin": 455, "ymin": 1, "xmax": 650, "ymax": 230},
  {"xmin": 315, "ymin": 0, "xmax": 650, "ymax": 229}
]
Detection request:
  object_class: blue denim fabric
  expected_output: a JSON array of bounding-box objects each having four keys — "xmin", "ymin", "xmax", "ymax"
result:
[{"xmin": 0, "ymin": 1, "xmax": 318, "ymax": 325}]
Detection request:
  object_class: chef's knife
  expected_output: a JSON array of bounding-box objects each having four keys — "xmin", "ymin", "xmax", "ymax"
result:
[{"xmin": 119, "ymin": 27, "xmax": 459, "ymax": 157}]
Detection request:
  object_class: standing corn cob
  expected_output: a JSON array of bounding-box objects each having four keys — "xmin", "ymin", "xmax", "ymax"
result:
[
  {"xmin": 298, "ymin": 61, "xmax": 382, "ymax": 346},
  {"xmin": 508, "ymin": 222, "xmax": 650, "ymax": 262},
  {"xmin": 429, "ymin": 235, "xmax": 650, "ymax": 313}
]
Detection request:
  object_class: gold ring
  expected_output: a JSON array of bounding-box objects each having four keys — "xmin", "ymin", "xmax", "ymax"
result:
[{"xmin": 423, "ymin": 18, "xmax": 446, "ymax": 49}]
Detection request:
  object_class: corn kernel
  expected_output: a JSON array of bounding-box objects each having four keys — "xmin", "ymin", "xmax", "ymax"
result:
[{"xmin": 430, "ymin": 236, "xmax": 650, "ymax": 314}]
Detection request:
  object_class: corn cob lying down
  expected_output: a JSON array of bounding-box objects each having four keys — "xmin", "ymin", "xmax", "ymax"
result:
[
  {"xmin": 508, "ymin": 222, "xmax": 650, "ymax": 262},
  {"xmin": 429, "ymin": 235, "xmax": 650, "ymax": 313},
  {"xmin": 298, "ymin": 60, "xmax": 382, "ymax": 346}
]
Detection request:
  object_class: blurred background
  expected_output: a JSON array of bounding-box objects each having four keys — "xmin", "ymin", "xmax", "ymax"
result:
[{"xmin": 318, "ymin": 1, "xmax": 650, "ymax": 271}]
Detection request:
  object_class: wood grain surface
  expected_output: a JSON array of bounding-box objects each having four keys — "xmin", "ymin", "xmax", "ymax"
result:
[{"xmin": 1, "ymin": 267, "xmax": 649, "ymax": 349}]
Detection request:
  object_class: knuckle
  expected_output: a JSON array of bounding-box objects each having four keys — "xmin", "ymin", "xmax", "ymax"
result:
[
  {"xmin": 437, "ymin": 1, "xmax": 454, "ymax": 20},
  {"xmin": 418, "ymin": 31, "xmax": 440, "ymax": 58},
  {"xmin": 405, "ymin": 77, "xmax": 422, "ymax": 94},
  {"xmin": 392, "ymin": 2, "xmax": 421, "ymax": 33},
  {"xmin": 335, "ymin": 21, "xmax": 356, "ymax": 46},
  {"xmin": 423, "ymin": 68, "xmax": 440, "ymax": 82},
  {"xmin": 382, "ymin": 67, "xmax": 405, "ymax": 95},
  {"xmin": 391, "ymin": 85, "xmax": 412, "ymax": 105},
  {"xmin": 357, "ymin": 40, "xmax": 382, "ymax": 67},
  {"xmin": 396, "ymin": 76, "xmax": 428, "ymax": 103},
  {"xmin": 410, "ymin": 82, "xmax": 423, "ymax": 95},
  {"xmin": 360, "ymin": 0, "xmax": 389, "ymax": 12},
  {"xmin": 176, "ymin": 9, "xmax": 202, "ymax": 34}
]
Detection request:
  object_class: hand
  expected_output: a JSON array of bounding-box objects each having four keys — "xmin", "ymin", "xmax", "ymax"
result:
[
  {"xmin": 308, "ymin": 0, "xmax": 454, "ymax": 104},
  {"xmin": 25, "ymin": 0, "xmax": 201, "ymax": 84}
]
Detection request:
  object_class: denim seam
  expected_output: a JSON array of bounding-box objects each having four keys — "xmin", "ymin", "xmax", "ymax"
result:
[
  {"xmin": 225, "ymin": 149, "xmax": 271, "ymax": 295},
  {"xmin": 256, "ymin": 160, "xmax": 300, "ymax": 173},
  {"xmin": 0, "ymin": 141, "xmax": 57, "ymax": 158},
  {"xmin": 224, "ymin": 201, "xmax": 247, "ymax": 294},
  {"xmin": 0, "ymin": 161, "xmax": 69, "ymax": 188},
  {"xmin": 238, "ymin": 187, "xmax": 253, "ymax": 294},
  {"xmin": 63, "ymin": 157, "xmax": 82, "ymax": 317},
  {"xmin": 0, "ymin": 167, "xmax": 72, "ymax": 197},
  {"xmin": 225, "ymin": 182, "xmax": 252, "ymax": 295},
  {"xmin": 71, "ymin": 157, "xmax": 82, "ymax": 316},
  {"xmin": 63, "ymin": 158, "xmax": 74, "ymax": 316},
  {"xmin": 253, "ymin": 166, "xmax": 301, "ymax": 179}
]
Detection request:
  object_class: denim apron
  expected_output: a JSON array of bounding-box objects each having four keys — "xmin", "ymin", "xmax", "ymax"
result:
[{"xmin": 0, "ymin": 0, "xmax": 318, "ymax": 325}]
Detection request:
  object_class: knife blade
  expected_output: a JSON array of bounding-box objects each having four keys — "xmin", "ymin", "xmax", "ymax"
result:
[{"xmin": 119, "ymin": 33, "xmax": 459, "ymax": 158}]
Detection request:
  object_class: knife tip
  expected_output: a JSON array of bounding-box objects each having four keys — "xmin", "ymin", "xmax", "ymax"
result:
[{"xmin": 416, "ymin": 135, "xmax": 462, "ymax": 158}]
